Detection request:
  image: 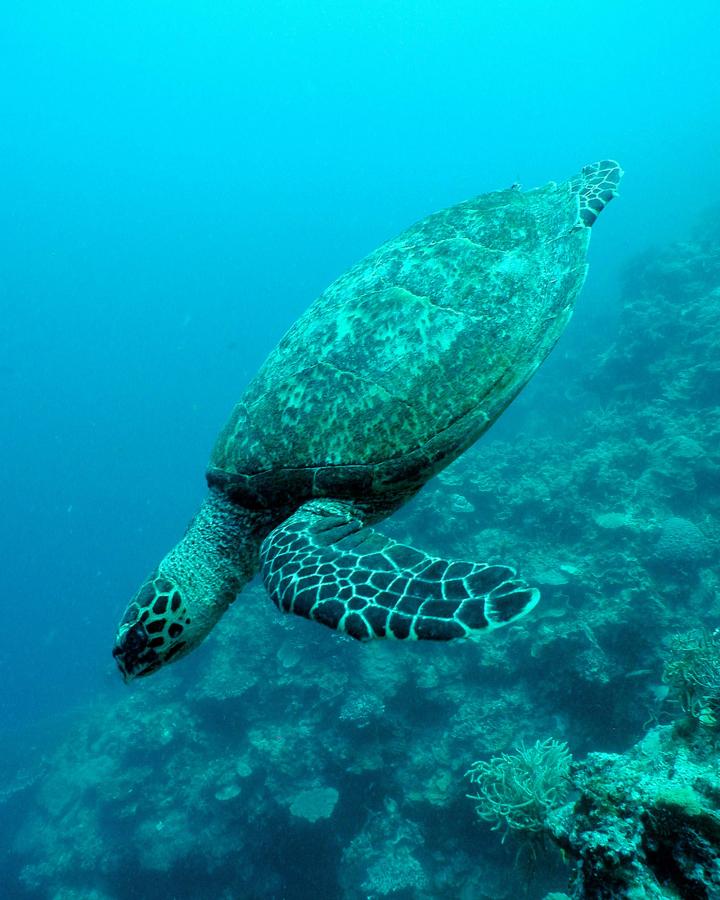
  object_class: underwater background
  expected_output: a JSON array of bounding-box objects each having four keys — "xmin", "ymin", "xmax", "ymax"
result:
[{"xmin": 2, "ymin": 1, "xmax": 720, "ymax": 897}]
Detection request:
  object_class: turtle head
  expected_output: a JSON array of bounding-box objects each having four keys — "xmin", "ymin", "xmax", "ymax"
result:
[
  {"xmin": 113, "ymin": 572, "xmax": 200, "ymax": 681},
  {"xmin": 113, "ymin": 492, "xmax": 260, "ymax": 681}
]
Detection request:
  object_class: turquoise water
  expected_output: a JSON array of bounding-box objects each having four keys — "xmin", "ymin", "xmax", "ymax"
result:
[{"xmin": 2, "ymin": 2, "xmax": 720, "ymax": 898}]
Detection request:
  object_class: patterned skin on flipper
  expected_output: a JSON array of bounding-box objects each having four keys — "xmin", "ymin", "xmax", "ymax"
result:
[
  {"xmin": 113, "ymin": 574, "xmax": 192, "ymax": 679},
  {"xmin": 571, "ymin": 160, "xmax": 623, "ymax": 228},
  {"xmin": 260, "ymin": 500, "xmax": 539, "ymax": 641}
]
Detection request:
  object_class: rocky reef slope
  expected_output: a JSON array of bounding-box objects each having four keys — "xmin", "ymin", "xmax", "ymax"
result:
[{"xmin": 3, "ymin": 212, "xmax": 719, "ymax": 900}]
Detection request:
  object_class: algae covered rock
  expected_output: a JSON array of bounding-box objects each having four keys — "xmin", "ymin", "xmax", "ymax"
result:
[{"xmin": 550, "ymin": 726, "xmax": 720, "ymax": 899}]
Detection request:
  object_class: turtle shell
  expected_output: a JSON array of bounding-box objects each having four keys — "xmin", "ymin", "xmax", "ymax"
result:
[{"xmin": 208, "ymin": 175, "xmax": 591, "ymax": 513}]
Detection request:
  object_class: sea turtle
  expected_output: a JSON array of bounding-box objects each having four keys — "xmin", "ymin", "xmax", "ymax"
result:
[{"xmin": 113, "ymin": 160, "xmax": 622, "ymax": 681}]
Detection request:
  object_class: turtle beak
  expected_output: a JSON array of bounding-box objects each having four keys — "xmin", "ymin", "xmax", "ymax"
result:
[{"xmin": 112, "ymin": 621, "xmax": 159, "ymax": 682}]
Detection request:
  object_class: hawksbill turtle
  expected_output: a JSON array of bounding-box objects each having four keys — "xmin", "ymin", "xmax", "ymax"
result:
[{"xmin": 113, "ymin": 160, "xmax": 622, "ymax": 681}]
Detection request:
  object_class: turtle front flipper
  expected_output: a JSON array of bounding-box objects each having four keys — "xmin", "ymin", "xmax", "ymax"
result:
[{"xmin": 260, "ymin": 501, "xmax": 539, "ymax": 641}]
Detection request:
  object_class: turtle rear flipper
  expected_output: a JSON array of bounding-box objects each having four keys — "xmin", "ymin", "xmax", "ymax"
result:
[
  {"xmin": 260, "ymin": 501, "xmax": 539, "ymax": 641},
  {"xmin": 572, "ymin": 159, "xmax": 623, "ymax": 228}
]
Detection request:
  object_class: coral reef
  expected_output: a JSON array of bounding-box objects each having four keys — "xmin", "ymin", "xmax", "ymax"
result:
[
  {"xmin": 3, "ymin": 210, "xmax": 720, "ymax": 898},
  {"xmin": 663, "ymin": 629, "xmax": 720, "ymax": 726}
]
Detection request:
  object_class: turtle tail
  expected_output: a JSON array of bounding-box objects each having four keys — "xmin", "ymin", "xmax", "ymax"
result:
[{"xmin": 572, "ymin": 160, "xmax": 623, "ymax": 228}]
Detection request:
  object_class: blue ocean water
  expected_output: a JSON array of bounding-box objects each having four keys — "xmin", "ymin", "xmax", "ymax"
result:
[{"xmin": 2, "ymin": 2, "xmax": 720, "ymax": 898}]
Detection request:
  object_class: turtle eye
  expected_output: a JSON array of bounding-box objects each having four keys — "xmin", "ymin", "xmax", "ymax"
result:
[
  {"xmin": 112, "ymin": 620, "xmax": 158, "ymax": 681},
  {"xmin": 125, "ymin": 622, "xmax": 149, "ymax": 654}
]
